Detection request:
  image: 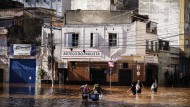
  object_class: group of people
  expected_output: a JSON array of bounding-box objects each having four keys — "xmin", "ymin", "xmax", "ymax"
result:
[
  {"xmin": 128, "ymin": 79, "xmax": 158, "ymax": 95},
  {"xmin": 80, "ymin": 79, "xmax": 158, "ymax": 97},
  {"xmin": 80, "ymin": 83, "xmax": 103, "ymax": 95}
]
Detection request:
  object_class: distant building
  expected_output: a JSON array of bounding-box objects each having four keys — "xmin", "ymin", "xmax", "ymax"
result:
[{"xmin": 13, "ymin": 0, "xmax": 71, "ymax": 16}]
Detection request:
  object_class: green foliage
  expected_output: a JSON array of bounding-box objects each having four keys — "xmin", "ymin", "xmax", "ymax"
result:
[{"xmin": 38, "ymin": 68, "xmax": 45, "ymax": 79}]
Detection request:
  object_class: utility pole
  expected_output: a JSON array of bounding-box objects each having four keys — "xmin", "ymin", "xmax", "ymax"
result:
[{"xmin": 49, "ymin": 11, "xmax": 55, "ymax": 88}]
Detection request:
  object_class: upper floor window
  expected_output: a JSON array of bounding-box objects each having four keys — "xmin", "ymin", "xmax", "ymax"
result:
[
  {"xmin": 159, "ymin": 40, "xmax": 169, "ymax": 51},
  {"xmin": 146, "ymin": 40, "xmax": 158, "ymax": 52},
  {"xmin": 155, "ymin": 42, "xmax": 158, "ymax": 52},
  {"xmin": 109, "ymin": 33, "xmax": 117, "ymax": 47},
  {"xmin": 123, "ymin": 63, "xmax": 128, "ymax": 68},
  {"xmin": 57, "ymin": 6, "xmax": 62, "ymax": 13},
  {"xmin": 146, "ymin": 21, "xmax": 157, "ymax": 34},
  {"xmin": 90, "ymin": 33, "xmax": 99, "ymax": 47},
  {"xmin": 65, "ymin": 33, "xmax": 79, "ymax": 47},
  {"xmin": 47, "ymin": 33, "xmax": 54, "ymax": 45},
  {"xmin": 185, "ymin": 39, "xmax": 189, "ymax": 47}
]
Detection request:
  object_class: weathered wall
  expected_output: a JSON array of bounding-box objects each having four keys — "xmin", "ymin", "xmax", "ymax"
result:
[
  {"xmin": 65, "ymin": 10, "xmax": 132, "ymax": 25},
  {"xmin": 184, "ymin": 0, "xmax": 190, "ymax": 53},
  {"xmin": 71, "ymin": 0, "xmax": 110, "ymax": 10},
  {"xmin": 136, "ymin": 21, "xmax": 158, "ymax": 55},
  {"xmin": 139, "ymin": 0, "xmax": 180, "ymax": 47},
  {"xmin": 123, "ymin": 0, "xmax": 138, "ymax": 11}
]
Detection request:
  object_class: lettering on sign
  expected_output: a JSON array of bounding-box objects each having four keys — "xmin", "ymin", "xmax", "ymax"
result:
[
  {"xmin": 13, "ymin": 44, "xmax": 32, "ymax": 55},
  {"xmin": 62, "ymin": 51, "xmax": 102, "ymax": 58}
]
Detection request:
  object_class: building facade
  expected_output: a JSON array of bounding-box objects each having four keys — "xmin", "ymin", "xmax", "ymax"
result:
[{"xmin": 40, "ymin": 10, "xmax": 160, "ymax": 86}]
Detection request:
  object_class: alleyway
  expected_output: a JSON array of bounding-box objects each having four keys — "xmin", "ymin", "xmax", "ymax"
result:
[{"xmin": 0, "ymin": 83, "xmax": 189, "ymax": 107}]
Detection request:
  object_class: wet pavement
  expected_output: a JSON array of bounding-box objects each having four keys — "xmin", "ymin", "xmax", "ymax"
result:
[{"xmin": 0, "ymin": 83, "xmax": 190, "ymax": 107}]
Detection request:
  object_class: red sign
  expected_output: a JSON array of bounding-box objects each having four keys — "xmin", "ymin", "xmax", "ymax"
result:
[{"xmin": 108, "ymin": 61, "xmax": 114, "ymax": 68}]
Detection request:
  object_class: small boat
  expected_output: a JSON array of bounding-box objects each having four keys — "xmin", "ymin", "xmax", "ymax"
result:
[{"xmin": 89, "ymin": 94, "xmax": 100, "ymax": 101}]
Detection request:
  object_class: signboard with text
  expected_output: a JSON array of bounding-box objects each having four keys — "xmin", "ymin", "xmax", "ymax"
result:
[
  {"xmin": 62, "ymin": 50, "xmax": 102, "ymax": 58},
  {"xmin": 10, "ymin": 44, "xmax": 36, "ymax": 56}
]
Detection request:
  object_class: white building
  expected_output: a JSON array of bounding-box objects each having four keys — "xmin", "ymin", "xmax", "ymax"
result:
[{"xmin": 40, "ymin": 10, "xmax": 160, "ymax": 85}]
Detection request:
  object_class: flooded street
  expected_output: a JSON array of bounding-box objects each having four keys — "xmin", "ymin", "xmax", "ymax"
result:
[{"xmin": 0, "ymin": 84, "xmax": 190, "ymax": 107}]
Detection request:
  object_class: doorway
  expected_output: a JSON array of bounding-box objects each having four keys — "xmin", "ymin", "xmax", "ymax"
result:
[
  {"xmin": 90, "ymin": 68, "xmax": 106, "ymax": 85},
  {"xmin": 0, "ymin": 69, "xmax": 3, "ymax": 83},
  {"xmin": 119, "ymin": 69, "xmax": 132, "ymax": 86},
  {"xmin": 57, "ymin": 68, "xmax": 67, "ymax": 84},
  {"xmin": 146, "ymin": 64, "xmax": 158, "ymax": 86}
]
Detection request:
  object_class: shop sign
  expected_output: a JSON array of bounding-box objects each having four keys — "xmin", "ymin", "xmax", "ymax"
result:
[
  {"xmin": 145, "ymin": 55, "xmax": 158, "ymax": 63},
  {"xmin": 10, "ymin": 44, "xmax": 35, "ymax": 56},
  {"xmin": 62, "ymin": 50, "xmax": 102, "ymax": 58}
]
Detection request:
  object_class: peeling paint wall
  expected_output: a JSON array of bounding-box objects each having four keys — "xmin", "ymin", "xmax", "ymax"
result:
[
  {"xmin": 139, "ymin": 0, "xmax": 180, "ymax": 47},
  {"xmin": 65, "ymin": 10, "xmax": 132, "ymax": 25},
  {"xmin": 184, "ymin": 0, "xmax": 190, "ymax": 53},
  {"xmin": 71, "ymin": 0, "xmax": 110, "ymax": 10}
]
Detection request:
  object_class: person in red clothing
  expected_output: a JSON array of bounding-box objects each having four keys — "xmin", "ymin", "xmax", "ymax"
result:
[
  {"xmin": 80, "ymin": 84, "xmax": 90, "ymax": 93},
  {"xmin": 80, "ymin": 84, "xmax": 90, "ymax": 99}
]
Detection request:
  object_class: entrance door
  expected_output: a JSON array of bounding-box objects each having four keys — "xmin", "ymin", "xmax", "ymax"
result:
[
  {"xmin": 0, "ymin": 69, "xmax": 3, "ymax": 92},
  {"xmin": 0, "ymin": 69, "xmax": 3, "ymax": 83},
  {"xmin": 58, "ymin": 68, "xmax": 67, "ymax": 84},
  {"xmin": 146, "ymin": 65, "xmax": 158, "ymax": 86},
  {"xmin": 90, "ymin": 68, "xmax": 106, "ymax": 85},
  {"xmin": 9, "ymin": 59, "xmax": 36, "ymax": 84},
  {"xmin": 119, "ymin": 69, "xmax": 132, "ymax": 86}
]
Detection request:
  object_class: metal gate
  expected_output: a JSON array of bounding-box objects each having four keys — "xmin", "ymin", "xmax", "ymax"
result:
[
  {"xmin": 119, "ymin": 69, "xmax": 132, "ymax": 86},
  {"xmin": 9, "ymin": 59, "xmax": 36, "ymax": 84},
  {"xmin": 90, "ymin": 68, "xmax": 106, "ymax": 85},
  {"xmin": 0, "ymin": 69, "xmax": 3, "ymax": 83}
]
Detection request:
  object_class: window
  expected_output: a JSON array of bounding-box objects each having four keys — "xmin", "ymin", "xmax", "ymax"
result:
[
  {"xmin": 109, "ymin": 33, "xmax": 117, "ymax": 47},
  {"xmin": 90, "ymin": 33, "xmax": 99, "ymax": 47},
  {"xmin": 123, "ymin": 63, "xmax": 128, "ymax": 68},
  {"xmin": 159, "ymin": 40, "xmax": 169, "ymax": 51},
  {"xmin": 44, "ymin": 0, "xmax": 46, "ymax": 2},
  {"xmin": 65, "ymin": 33, "xmax": 79, "ymax": 47},
  {"xmin": 57, "ymin": 6, "xmax": 62, "ymax": 13},
  {"xmin": 36, "ymin": 0, "xmax": 39, "ymax": 2},
  {"xmin": 146, "ymin": 21, "xmax": 157, "ymax": 34},
  {"xmin": 146, "ymin": 40, "xmax": 149, "ymax": 50},
  {"xmin": 185, "ymin": 39, "xmax": 189, "ymax": 47},
  {"xmin": 155, "ymin": 42, "xmax": 158, "ymax": 52},
  {"xmin": 48, "ymin": 33, "xmax": 53, "ymax": 45},
  {"xmin": 151, "ymin": 41, "xmax": 153, "ymax": 51}
]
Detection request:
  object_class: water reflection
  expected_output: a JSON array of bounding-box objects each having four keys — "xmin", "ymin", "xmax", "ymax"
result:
[{"xmin": 0, "ymin": 84, "xmax": 189, "ymax": 107}]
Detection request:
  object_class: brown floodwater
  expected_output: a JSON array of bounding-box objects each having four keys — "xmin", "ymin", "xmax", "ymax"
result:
[{"xmin": 0, "ymin": 83, "xmax": 189, "ymax": 107}]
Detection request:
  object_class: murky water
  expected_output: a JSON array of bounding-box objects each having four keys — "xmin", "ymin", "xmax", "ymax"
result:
[{"xmin": 0, "ymin": 83, "xmax": 189, "ymax": 107}]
